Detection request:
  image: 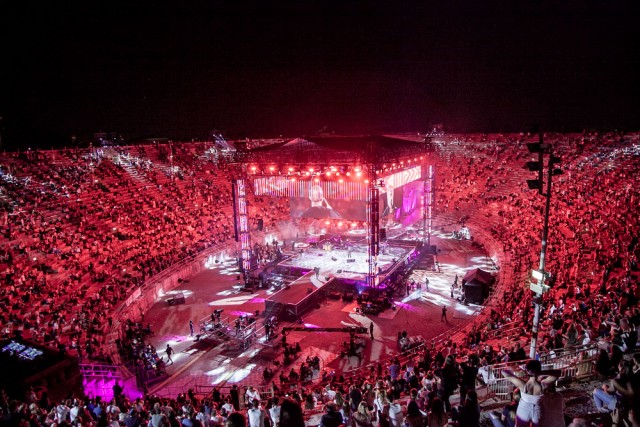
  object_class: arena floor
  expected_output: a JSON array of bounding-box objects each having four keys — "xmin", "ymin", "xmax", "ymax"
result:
[{"xmin": 141, "ymin": 227, "xmax": 498, "ymax": 397}]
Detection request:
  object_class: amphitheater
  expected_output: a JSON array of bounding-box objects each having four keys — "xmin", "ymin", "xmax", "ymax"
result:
[{"xmin": 1, "ymin": 131, "xmax": 638, "ymax": 426}]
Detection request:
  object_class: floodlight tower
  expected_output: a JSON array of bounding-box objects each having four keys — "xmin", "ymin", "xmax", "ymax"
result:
[{"xmin": 524, "ymin": 132, "xmax": 562, "ymax": 359}]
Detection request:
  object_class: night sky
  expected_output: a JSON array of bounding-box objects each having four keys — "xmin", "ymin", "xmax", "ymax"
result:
[{"xmin": 1, "ymin": 1, "xmax": 638, "ymax": 149}]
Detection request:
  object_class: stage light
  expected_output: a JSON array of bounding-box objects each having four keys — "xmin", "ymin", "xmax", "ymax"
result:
[
  {"xmin": 364, "ymin": 179, "xmax": 369, "ymax": 183},
  {"xmin": 338, "ymin": 222, "xmax": 343, "ymax": 227},
  {"xmin": 355, "ymin": 167, "xmax": 361, "ymax": 172},
  {"xmin": 269, "ymin": 166, "xmax": 275, "ymax": 172},
  {"xmin": 325, "ymin": 221, "xmax": 330, "ymax": 225},
  {"xmin": 336, "ymin": 172, "xmax": 340, "ymax": 176},
  {"xmin": 288, "ymin": 167, "xmax": 294, "ymax": 172},
  {"xmin": 351, "ymin": 222, "xmax": 357, "ymax": 227},
  {"xmin": 305, "ymin": 171, "xmax": 310, "ymax": 176},
  {"xmin": 356, "ymin": 171, "xmax": 362, "ymax": 177},
  {"xmin": 326, "ymin": 171, "xmax": 331, "ymax": 176},
  {"xmin": 309, "ymin": 167, "xmax": 314, "ymax": 172},
  {"xmin": 251, "ymin": 166, "xmax": 257, "ymax": 171},
  {"xmin": 314, "ymin": 178, "xmax": 320, "ymax": 183},
  {"xmin": 338, "ymin": 179, "xmax": 344, "ymax": 183},
  {"xmin": 346, "ymin": 172, "xmax": 351, "ymax": 176}
]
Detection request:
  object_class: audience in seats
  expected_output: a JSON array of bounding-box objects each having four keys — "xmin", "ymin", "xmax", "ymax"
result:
[{"xmin": 1, "ymin": 131, "xmax": 640, "ymax": 424}]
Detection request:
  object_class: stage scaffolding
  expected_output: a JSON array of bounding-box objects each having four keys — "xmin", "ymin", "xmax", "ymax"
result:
[
  {"xmin": 367, "ymin": 167, "xmax": 380, "ymax": 287},
  {"xmin": 228, "ymin": 135, "xmax": 434, "ymax": 287},
  {"xmin": 423, "ymin": 165, "xmax": 435, "ymax": 247},
  {"xmin": 232, "ymin": 179, "xmax": 252, "ymax": 283}
]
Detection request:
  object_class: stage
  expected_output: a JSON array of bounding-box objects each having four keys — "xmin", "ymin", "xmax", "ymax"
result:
[
  {"xmin": 260, "ymin": 241, "xmax": 417, "ymax": 321},
  {"xmin": 277, "ymin": 243, "xmax": 416, "ymax": 283}
]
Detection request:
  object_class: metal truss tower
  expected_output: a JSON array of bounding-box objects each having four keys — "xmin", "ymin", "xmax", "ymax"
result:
[
  {"xmin": 232, "ymin": 179, "xmax": 252, "ymax": 283},
  {"xmin": 422, "ymin": 165, "xmax": 435, "ymax": 247},
  {"xmin": 366, "ymin": 166, "xmax": 380, "ymax": 287}
]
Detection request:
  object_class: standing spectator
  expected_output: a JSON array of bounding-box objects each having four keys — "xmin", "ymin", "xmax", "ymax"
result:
[
  {"xmin": 246, "ymin": 400, "xmax": 264, "ymax": 427},
  {"xmin": 150, "ymin": 404, "xmax": 168, "ymax": 427},
  {"xmin": 439, "ymin": 356, "xmax": 460, "ymax": 413},
  {"xmin": 55, "ymin": 399, "xmax": 71, "ymax": 424},
  {"xmin": 349, "ymin": 384, "xmax": 363, "ymax": 412},
  {"xmin": 268, "ymin": 398, "xmax": 280, "ymax": 427},
  {"xmin": 125, "ymin": 409, "xmax": 142, "ymax": 427},
  {"xmin": 245, "ymin": 386, "xmax": 261, "ymax": 408},
  {"xmin": 502, "ymin": 360, "xmax": 560, "ymax": 427},
  {"xmin": 441, "ymin": 306, "xmax": 448, "ymax": 322},
  {"xmin": 387, "ymin": 394, "xmax": 404, "ymax": 427},
  {"xmin": 189, "ymin": 320, "xmax": 194, "ymax": 336},
  {"xmin": 230, "ymin": 386, "xmax": 240, "ymax": 411},
  {"xmin": 404, "ymin": 401, "xmax": 425, "ymax": 427},
  {"xmin": 319, "ymin": 402, "xmax": 343, "ymax": 427},
  {"xmin": 454, "ymin": 391, "xmax": 480, "ymax": 427},
  {"xmin": 221, "ymin": 397, "xmax": 235, "ymax": 418},
  {"xmin": 426, "ymin": 397, "xmax": 448, "ymax": 427},
  {"xmin": 459, "ymin": 355, "xmax": 480, "ymax": 404},
  {"xmin": 352, "ymin": 402, "xmax": 374, "ymax": 427}
]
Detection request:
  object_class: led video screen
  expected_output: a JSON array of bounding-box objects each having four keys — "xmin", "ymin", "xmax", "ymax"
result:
[{"xmin": 254, "ymin": 166, "xmax": 424, "ymax": 221}]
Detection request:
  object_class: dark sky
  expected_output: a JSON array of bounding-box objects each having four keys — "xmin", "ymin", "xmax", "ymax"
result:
[{"xmin": 1, "ymin": 1, "xmax": 638, "ymax": 148}]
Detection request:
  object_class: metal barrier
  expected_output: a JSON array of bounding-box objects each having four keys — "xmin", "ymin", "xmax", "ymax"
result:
[{"xmin": 483, "ymin": 343, "xmax": 599, "ymax": 402}]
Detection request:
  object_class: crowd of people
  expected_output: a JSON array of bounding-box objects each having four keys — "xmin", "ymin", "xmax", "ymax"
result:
[
  {"xmin": 1, "ymin": 131, "xmax": 640, "ymax": 425},
  {"xmin": 0, "ymin": 144, "xmax": 289, "ymax": 363}
]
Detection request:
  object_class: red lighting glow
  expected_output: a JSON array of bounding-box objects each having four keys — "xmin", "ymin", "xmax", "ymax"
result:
[{"xmin": 269, "ymin": 166, "xmax": 275, "ymax": 171}]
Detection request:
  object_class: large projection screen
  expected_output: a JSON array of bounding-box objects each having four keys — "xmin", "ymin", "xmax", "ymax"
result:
[{"xmin": 253, "ymin": 166, "xmax": 423, "ymax": 221}]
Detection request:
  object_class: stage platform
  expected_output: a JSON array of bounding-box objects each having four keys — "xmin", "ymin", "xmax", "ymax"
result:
[{"xmin": 278, "ymin": 244, "xmax": 415, "ymax": 283}]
